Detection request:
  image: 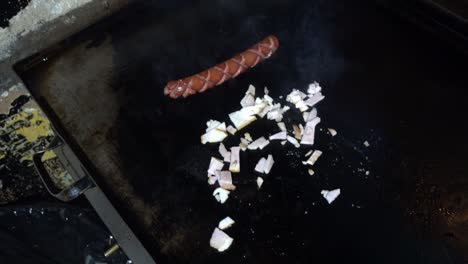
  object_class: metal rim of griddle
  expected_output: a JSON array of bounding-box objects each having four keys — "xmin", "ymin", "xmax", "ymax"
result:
[
  {"xmin": 33, "ymin": 135, "xmax": 95, "ymax": 202},
  {"xmin": 33, "ymin": 127, "xmax": 156, "ymax": 264}
]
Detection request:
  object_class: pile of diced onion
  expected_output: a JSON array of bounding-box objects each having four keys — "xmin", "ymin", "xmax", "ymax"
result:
[{"xmin": 203, "ymin": 82, "xmax": 341, "ymax": 252}]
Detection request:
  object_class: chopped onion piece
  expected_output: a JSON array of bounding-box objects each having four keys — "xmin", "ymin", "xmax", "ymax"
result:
[
  {"xmin": 218, "ymin": 217, "xmax": 235, "ymax": 230},
  {"xmin": 308, "ymin": 169, "xmax": 315, "ymax": 176},
  {"xmin": 299, "ymin": 90, "xmax": 308, "ymax": 99},
  {"xmin": 244, "ymin": 133, "xmax": 253, "ymax": 142},
  {"xmin": 257, "ymin": 104, "xmax": 272, "ymax": 118},
  {"xmin": 286, "ymin": 89, "xmax": 309, "ymax": 112},
  {"xmin": 258, "ymin": 139, "xmax": 270, "ymax": 150},
  {"xmin": 301, "ymin": 117, "xmax": 321, "ymax": 145},
  {"xmin": 208, "ymin": 176, "xmax": 218, "ymax": 185},
  {"xmin": 267, "ymin": 110, "xmax": 282, "ymax": 122},
  {"xmin": 208, "ymin": 157, "xmax": 224, "ymax": 176},
  {"xmin": 201, "ymin": 121, "xmax": 228, "ymax": 144},
  {"xmin": 264, "ymin": 94, "xmax": 274, "ymax": 105},
  {"xmin": 206, "ymin": 120, "xmax": 220, "ymax": 129},
  {"xmin": 264, "ymin": 155, "xmax": 274, "ymax": 174},
  {"xmin": 210, "ymin": 228, "xmax": 233, "ymax": 252},
  {"xmin": 304, "ymin": 108, "xmax": 318, "ymax": 122},
  {"xmin": 241, "ymin": 94, "xmax": 255, "ymax": 108},
  {"xmin": 206, "ymin": 120, "xmax": 222, "ymax": 132},
  {"xmin": 256, "ymin": 177, "xmax": 264, "ymax": 189},
  {"xmin": 287, "ymin": 136, "xmax": 300, "ymax": 148},
  {"xmin": 248, "ymin": 137, "xmax": 270, "ymax": 150},
  {"xmin": 364, "ymin": 141, "xmax": 370, "ymax": 147},
  {"xmin": 295, "ymin": 100, "xmax": 309, "ymax": 112},
  {"xmin": 307, "ymin": 82, "xmax": 322, "ymax": 95},
  {"xmin": 254, "ymin": 155, "xmax": 274, "ymax": 174},
  {"xmin": 214, "ymin": 170, "xmax": 221, "ymax": 181},
  {"xmin": 218, "ymin": 122, "xmax": 227, "ymax": 132},
  {"xmin": 309, "ymin": 108, "xmax": 317, "ymax": 119},
  {"xmin": 293, "ymin": 124, "xmax": 302, "ymax": 140},
  {"xmin": 229, "ymin": 111, "xmax": 257, "ymax": 130},
  {"xmin": 201, "ymin": 129, "xmax": 228, "ymax": 144},
  {"xmin": 229, "ymin": 147, "xmax": 240, "ymax": 172},
  {"xmin": 224, "ymin": 153, "xmax": 230, "ymax": 162},
  {"xmin": 304, "ymin": 92, "xmax": 325, "ymax": 107},
  {"xmin": 219, "ymin": 171, "xmax": 236, "ymax": 191},
  {"xmin": 257, "ymin": 100, "xmax": 270, "ymax": 114},
  {"xmin": 246, "ymin": 84, "xmax": 256, "ymax": 96},
  {"xmin": 328, "ymin": 128, "xmax": 337, "ymax": 136},
  {"xmin": 280, "ymin": 140, "xmax": 287, "ymax": 145},
  {"xmin": 277, "ymin": 122, "xmax": 287, "ymax": 132},
  {"xmin": 241, "ymin": 100, "xmax": 268, "ymax": 116},
  {"xmin": 219, "ymin": 143, "xmax": 231, "ymax": 162},
  {"xmin": 240, "ymin": 84, "xmax": 256, "ymax": 107},
  {"xmin": 264, "ymin": 86, "xmax": 269, "ymax": 95},
  {"xmin": 219, "ymin": 143, "xmax": 229, "ymax": 156},
  {"xmin": 286, "ymin": 89, "xmax": 307, "ymax": 103},
  {"xmin": 213, "ymin": 188, "xmax": 230, "ymax": 204},
  {"xmin": 304, "ymin": 150, "xmax": 322, "ymax": 166},
  {"xmin": 240, "ymin": 138, "xmax": 250, "ymax": 146},
  {"xmin": 241, "ymin": 106, "xmax": 261, "ymax": 117},
  {"xmin": 239, "ymin": 143, "xmax": 248, "ymax": 151},
  {"xmin": 254, "ymin": 157, "xmax": 267, "ymax": 173},
  {"xmin": 305, "ymin": 150, "xmax": 313, "ymax": 157},
  {"xmin": 321, "ymin": 189, "xmax": 341, "ymax": 204},
  {"xmin": 269, "ymin": 131, "xmax": 287, "ymax": 140},
  {"xmin": 267, "ymin": 103, "xmax": 286, "ymax": 122},
  {"xmin": 226, "ymin": 125, "xmax": 237, "ymax": 135}
]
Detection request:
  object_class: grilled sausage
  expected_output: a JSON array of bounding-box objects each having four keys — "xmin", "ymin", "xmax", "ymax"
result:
[{"xmin": 164, "ymin": 35, "xmax": 279, "ymax": 99}]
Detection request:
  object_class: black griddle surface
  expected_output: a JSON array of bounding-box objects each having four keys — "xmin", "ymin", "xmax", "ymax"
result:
[{"xmin": 16, "ymin": 0, "xmax": 468, "ymax": 263}]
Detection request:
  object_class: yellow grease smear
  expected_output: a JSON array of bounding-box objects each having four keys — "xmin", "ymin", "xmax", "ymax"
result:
[
  {"xmin": 2, "ymin": 109, "xmax": 53, "ymax": 163},
  {"xmin": 20, "ymin": 153, "xmax": 33, "ymax": 163},
  {"xmin": 5, "ymin": 109, "xmax": 52, "ymax": 142},
  {"xmin": 20, "ymin": 150, "xmax": 57, "ymax": 163},
  {"xmin": 41, "ymin": 150, "xmax": 57, "ymax": 161}
]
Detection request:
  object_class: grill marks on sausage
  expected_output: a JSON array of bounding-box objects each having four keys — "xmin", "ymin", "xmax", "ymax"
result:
[{"xmin": 164, "ymin": 35, "xmax": 279, "ymax": 99}]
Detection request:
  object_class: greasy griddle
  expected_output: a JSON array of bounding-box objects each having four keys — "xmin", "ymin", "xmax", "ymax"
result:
[{"xmin": 16, "ymin": 0, "xmax": 468, "ymax": 263}]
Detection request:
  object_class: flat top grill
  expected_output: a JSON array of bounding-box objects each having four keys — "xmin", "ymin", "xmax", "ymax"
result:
[{"xmin": 15, "ymin": 0, "xmax": 468, "ymax": 263}]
